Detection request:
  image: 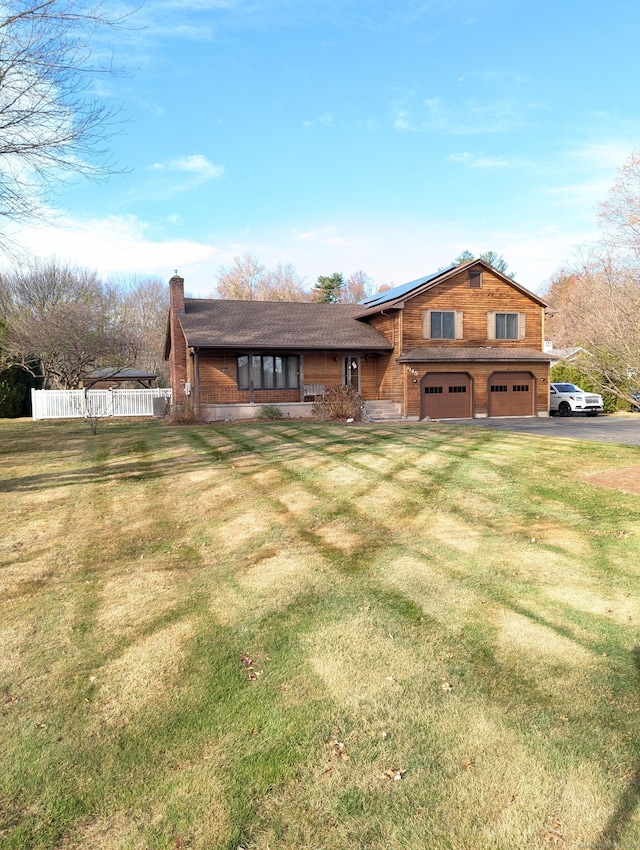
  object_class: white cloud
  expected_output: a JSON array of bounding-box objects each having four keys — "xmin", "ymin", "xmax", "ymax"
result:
[
  {"xmin": 149, "ymin": 154, "xmax": 223, "ymax": 180},
  {"xmin": 302, "ymin": 112, "xmax": 336, "ymax": 128},
  {"xmin": 3, "ymin": 204, "xmax": 600, "ymax": 300},
  {"xmin": 448, "ymin": 151, "xmax": 530, "ymax": 168},
  {"xmin": 391, "ymin": 85, "xmax": 537, "ymax": 135},
  {"xmin": 3, "ymin": 214, "xmax": 218, "ymax": 290}
]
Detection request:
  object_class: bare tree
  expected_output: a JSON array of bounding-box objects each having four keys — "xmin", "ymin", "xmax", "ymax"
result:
[
  {"xmin": 0, "ymin": 258, "xmax": 135, "ymax": 388},
  {"xmin": 544, "ymin": 252, "xmax": 640, "ymax": 404},
  {"xmin": 341, "ymin": 270, "xmax": 372, "ymax": 303},
  {"xmin": 215, "ymin": 254, "xmax": 267, "ymax": 300},
  {"xmin": 214, "ymin": 253, "xmax": 310, "ymax": 301},
  {"xmin": 599, "ymin": 149, "xmax": 640, "ymax": 259},
  {"xmin": 261, "ymin": 262, "xmax": 309, "ymax": 301},
  {"xmin": 119, "ymin": 276, "xmax": 170, "ymax": 383},
  {"xmin": 0, "ymin": 0, "xmax": 133, "ymax": 241}
]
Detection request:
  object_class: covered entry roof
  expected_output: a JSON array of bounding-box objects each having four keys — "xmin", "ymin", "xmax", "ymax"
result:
[{"xmin": 398, "ymin": 347, "xmax": 554, "ymax": 363}]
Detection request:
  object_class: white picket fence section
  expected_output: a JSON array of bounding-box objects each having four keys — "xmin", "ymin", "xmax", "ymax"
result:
[{"xmin": 31, "ymin": 388, "xmax": 172, "ymax": 421}]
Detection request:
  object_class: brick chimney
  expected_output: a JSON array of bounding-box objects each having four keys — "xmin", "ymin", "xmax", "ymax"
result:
[
  {"xmin": 169, "ymin": 273, "xmax": 185, "ymax": 314},
  {"xmin": 168, "ymin": 273, "xmax": 187, "ymax": 400}
]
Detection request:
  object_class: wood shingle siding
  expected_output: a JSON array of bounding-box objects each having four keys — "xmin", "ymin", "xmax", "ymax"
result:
[{"xmin": 400, "ymin": 269, "xmax": 543, "ymax": 351}]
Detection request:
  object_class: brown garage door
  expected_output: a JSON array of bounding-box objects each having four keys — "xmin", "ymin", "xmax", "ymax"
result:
[
  {"xmin": 421, "ymin": 372, "xmax": 472, "ymax": 419},
  {"xmin": 488, "ymin": 371, "xmax": 534, "ymax": 416}
]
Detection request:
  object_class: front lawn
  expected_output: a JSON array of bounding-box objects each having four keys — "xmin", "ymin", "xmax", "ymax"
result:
[{"xmin": 1, "ymin": 418, "xmax": 639, "ymax": 849}]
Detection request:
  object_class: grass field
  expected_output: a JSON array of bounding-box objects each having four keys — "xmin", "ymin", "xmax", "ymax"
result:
[{"xmin": 1, "ymin": 416, "xmax": 640, "ymax": 849}]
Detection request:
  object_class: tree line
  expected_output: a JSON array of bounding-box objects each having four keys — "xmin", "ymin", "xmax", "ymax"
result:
[
  {"xmin": 213, "ymin": 255, "xmax": 374, "ymax": 303},
  {"xmin": 0, "ymin": 260, "xmax": 169, "ymax": 413},
  {"xmin": 544, "ymin": 150, "xmax": 640, "ymax": 407}
]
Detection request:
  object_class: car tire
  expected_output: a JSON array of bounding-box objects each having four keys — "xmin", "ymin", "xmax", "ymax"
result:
[{"xmin": 558, "ymin": 401, "xmax": 572, "ymax": 417}]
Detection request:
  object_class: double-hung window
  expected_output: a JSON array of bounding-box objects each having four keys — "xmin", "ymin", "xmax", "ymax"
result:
[
  {"xmin": 237, "ymin": 354, "xmax": 299, "ymax": 389},
  {"xmin": 423, "ymin": 310, "xmax": 463, "ymax": 340},
  {"xmin": 487, "ymin": 312, "xmax": 526, "ymax": 341}
]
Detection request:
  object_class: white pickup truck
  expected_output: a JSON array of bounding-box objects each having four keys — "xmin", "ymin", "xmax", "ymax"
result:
[{"xmin": 549, "ymin": 383, "xmax": 604, "ymax": 417}]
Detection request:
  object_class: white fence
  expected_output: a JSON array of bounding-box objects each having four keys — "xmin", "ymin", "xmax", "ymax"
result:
[{"xmin": 31, "ymin": 388, "xmax": 173, "ymax": 421}]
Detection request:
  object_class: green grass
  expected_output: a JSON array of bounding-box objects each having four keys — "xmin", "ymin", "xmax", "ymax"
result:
[{"xmin": 1, "ymin": 417, "xmax": 640, "ymax": 849}]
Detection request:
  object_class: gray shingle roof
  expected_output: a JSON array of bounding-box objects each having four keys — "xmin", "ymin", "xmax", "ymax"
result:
[
  {"xmin": 178, "ymin": 299, "xmax": 394, "ymax": 351},
  {"xmin": 398, "ymin": 347, "xmax": 554, "ymax": 363}
]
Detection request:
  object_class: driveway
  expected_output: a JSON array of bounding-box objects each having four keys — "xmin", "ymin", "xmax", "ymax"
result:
[{"xmin": 445, "ymin": 414, "xmax": 640, "ymax": 447}]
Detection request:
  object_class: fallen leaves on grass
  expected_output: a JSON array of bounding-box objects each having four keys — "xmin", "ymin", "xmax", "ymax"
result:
[
  {"xmin": 240, "ymin": 652, "xmax": 264, "ymax": 681},
  {"xmin": 329, "ymin": 739, "xmax": 350, "ymax": 762},
  {"xmin": 541, "ymin": 816, "xmax": 564, "ymax": 845},
  {"xmin": 383, "ymin": 768, "xmax": 405, "ymax": 781},
  {"xmin": 462, "ymin": 759, "xmax": 474, "ymax": 770}
]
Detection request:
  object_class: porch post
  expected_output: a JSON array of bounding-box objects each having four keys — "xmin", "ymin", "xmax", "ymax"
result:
[
  {"xmin": 193, "ymin": 348, "xmax": 200, "ymax": 407},
  {"xmin": 299, "ymin": 354, "xmax": 305, "ymax": 402}
]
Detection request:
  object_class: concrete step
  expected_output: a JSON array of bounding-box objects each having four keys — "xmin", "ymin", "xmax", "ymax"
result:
[{"xmin": 365, "ymin": 400, "xmax": 402, "ymax": 420}]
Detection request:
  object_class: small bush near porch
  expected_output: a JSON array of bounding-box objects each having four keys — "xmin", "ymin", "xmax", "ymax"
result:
[
  {"xmin": 2, "ymin": 418, "xmax": 640, "ymax": 849},
  {"xmin": 312, "ymin": 384, "xmax": 365, "ymax": 421}
]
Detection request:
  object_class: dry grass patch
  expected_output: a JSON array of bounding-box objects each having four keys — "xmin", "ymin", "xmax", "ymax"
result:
[
  {"xmin": 215, "ymin": 508, "xmax": 275, "ymax": 548},
  {"xmin": 325, "ymin": 464, "xmax": 367, "ymax": 488},
  {"xmin": 510, "ymin": 521, "xmax": 594, "ymax": 559},
  {"xmin": 0, "ymin": 622, "xmax": 32, "ymax": 686},
  {"xmin": 192, "ymin": 480, "xmax": 244, "ymax": 512},
  {"xmin": 56, "ymin": 812, "xmax": 153, "ymax": 850},
  {"xmin": 547, "ymin": 581, "xmax": 640, "ymax": 625},
  {"xmin": 354, "ymin": 480, "xmax": 412, "ymax": 519},
  {"xmin": 494, "ymin": 610, "xmax": 596, "ymax": 701},
  {"xmin": 277, "ymin": 485, "xmax": 321, "ymax": 516},
  {"xmin": 97, "ymin": 568, "xmax": 180, "ymax": 636},
  {"xmin": 408, "ymin": 510, "xmax": 482, "ymax": 554},
  {"xmin": 378, "ymin": 554, "xmax": 482, "ymax": 629},
  {"xmin": 93, "ymin": 619, "xmax": 194, "ymax": 726},
  {"xmin": 584, "ymin": 465, "xmax": 640, "ymax": 495},
  {"xmin": 210, "ymin": 549, "xmax": 329, "ymax": 626},
  {"xmin": 349, "ymin": 452, "xmax": 397, "ymax": 475},
  {"xmin": 316, "ymin": 520, "xmax": 364, "ymax": 553},
  {"xmin": 507, "ymin": 547, "xmax": 577, "ymax": 585},
  {"xmin": 306, "ymin": 610, "xmax": 417, "ymax": 707},
  {"xmin": 58, "ymin": 762, "xmax": 229, "ymax": 850}
]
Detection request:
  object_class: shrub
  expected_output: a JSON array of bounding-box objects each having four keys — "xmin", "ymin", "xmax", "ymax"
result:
[
  {"xmin": 254, "ymin": 404, "xmax": 285, "ymax": 420},
  {"xmin": 312, "ymin": 384, "xmax": 365, "ymax": 421},
  {"xmin": 168, "ymin": 397, "xmax": 205, "ymax": 424}
]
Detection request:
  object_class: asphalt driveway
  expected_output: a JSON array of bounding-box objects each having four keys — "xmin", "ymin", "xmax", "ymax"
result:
[{"xmin": 445, "ymin": 414, "xmax": 640, "ymax": 447}]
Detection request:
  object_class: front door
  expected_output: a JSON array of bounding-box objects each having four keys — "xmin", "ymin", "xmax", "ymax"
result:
[{"xmin": 343, "ymin": 356, "xmax": 360, "ymax": 391}]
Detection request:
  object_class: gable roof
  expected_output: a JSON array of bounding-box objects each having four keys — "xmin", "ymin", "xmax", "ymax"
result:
[
  {"xmin": 176, "ymin": 299, "xmax": 393, "ymax": 351},
  {"xmin": 357, "ymin": 259, "xmax": 548, "ymax": 316}
]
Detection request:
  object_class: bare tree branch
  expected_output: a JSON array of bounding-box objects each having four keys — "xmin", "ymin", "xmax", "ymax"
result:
[{"xmin": 0, "ymin": 0, "xmax": 135, "ymax": 243}]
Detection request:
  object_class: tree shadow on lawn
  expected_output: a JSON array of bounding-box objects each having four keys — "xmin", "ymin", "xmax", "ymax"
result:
[
  {"xmin": 0, "ymin": 453, "xmax": 212, "ymax": 493},
  {"xmin": 592, "ymin": 645, "xmax": 640, "ymax": 849}
]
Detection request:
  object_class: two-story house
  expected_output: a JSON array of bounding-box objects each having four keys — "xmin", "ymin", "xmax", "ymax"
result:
[{"xmin": 165, "ymin": 258, "xmax": 552, "ymax": 419}]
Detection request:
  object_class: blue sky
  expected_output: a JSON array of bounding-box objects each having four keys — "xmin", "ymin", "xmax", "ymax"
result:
[{"xmin": 8, "ymin": 0, "xmax": 640, "ymax": 296}]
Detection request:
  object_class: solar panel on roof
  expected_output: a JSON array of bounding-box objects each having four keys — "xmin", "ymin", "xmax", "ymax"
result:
[{"xmin": 359, "ymin": 265, "xmax": 456, "ymax": 308}]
